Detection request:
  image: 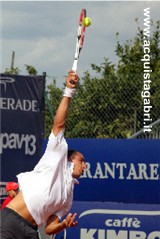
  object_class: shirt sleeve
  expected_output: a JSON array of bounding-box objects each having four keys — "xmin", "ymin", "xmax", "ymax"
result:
[
  {"xmin": 46, "ymin": 130, "xmax": 65, "ymax": 152},
  {"xmin": 33, "ymin": 129, "xmax": 67, "ymax": 171}
]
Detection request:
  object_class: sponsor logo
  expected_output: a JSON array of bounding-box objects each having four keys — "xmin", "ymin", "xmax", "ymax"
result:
[
  {"xmin": 0, "ymin": 76, "xmax": 39, "ymax": 112},
  {"xmin": 0, "ymin": 133, "xmax": 36, "ymax": 155},
  {"xmin": 0, "ymin": 77, "xmax": 15, "ymax": 92},
  {"xmin": 0, "ymin": 97, "xmax": 39, "ymax": 112},
  {"xmin": 81, "ymin": 162, "xmax": 160, "ymax": 181},
  {"xmin": 79, "ymin": 209, "xmax": 160, "ymax": 239}
]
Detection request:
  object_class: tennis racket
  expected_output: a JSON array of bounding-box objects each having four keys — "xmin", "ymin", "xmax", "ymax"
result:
[{"xmin": 70, "ymin": 9, "xmax": 87, "ymax": 84}]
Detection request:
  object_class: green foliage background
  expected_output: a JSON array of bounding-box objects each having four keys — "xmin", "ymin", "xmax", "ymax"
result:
[{"xmin": 45, "ymin": 20, "xmax": 160, "ymax": 138}]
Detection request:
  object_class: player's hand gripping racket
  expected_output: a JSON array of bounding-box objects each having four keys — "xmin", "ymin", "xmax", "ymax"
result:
[{"xmin": 70, "ymin": 9, "xmax": 87, "ymax": 84}]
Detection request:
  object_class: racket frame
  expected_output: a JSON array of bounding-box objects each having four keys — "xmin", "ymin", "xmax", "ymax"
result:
[{"xmin": 72, "ymin": 8, "xmax": 87, "ymax": 73}]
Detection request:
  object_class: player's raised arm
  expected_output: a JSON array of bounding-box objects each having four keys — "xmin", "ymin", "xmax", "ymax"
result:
[{"xmin": 52, "ymin": 70, "xmax": 78, "ymax": 136}]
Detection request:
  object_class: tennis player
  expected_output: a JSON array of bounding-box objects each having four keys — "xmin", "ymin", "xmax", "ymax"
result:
[{"xmin": 1, "ymin": 70, "xmax": 86, "ymax": 239}]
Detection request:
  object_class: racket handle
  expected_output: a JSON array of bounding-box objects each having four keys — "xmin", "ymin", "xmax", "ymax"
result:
[
  {"xmin": 70, "ymin": 60, "xmax": 78, "ymax": 84},
  {"xmin": 72, "ymin": 60, "xmax": 78, "ymax": 72}
]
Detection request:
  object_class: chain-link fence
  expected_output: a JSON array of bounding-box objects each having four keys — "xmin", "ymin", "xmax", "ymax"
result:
[{"xmin": 45, "ymin": 73, "xmax": 160, "ymax": 139}]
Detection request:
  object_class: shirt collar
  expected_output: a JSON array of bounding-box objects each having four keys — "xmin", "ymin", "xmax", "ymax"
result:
[{"xmin": 67, "ymin": 162, "xmax": 79, "ymax": 184}]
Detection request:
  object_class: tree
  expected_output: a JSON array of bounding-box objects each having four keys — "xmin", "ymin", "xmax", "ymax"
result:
[
  {"xmin": 4, "ymin": 67, "xmax": 20, "ymax": 75},
  {"xmin": 4, "ymin": 62, "xmax": 38, "ymax": 75},
  {"xmin": 25, "ymin": 65, "xmax": 38, "ymax": 75}
]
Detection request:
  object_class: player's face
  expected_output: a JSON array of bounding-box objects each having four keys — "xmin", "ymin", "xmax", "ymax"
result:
[{"xmin": 72, "ymin": 152, "xmax": 86, "ymax": 178}]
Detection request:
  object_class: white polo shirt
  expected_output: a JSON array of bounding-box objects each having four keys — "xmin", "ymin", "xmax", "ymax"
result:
[{"xmin": 17, "ymin": 130, "xmax": 78, "ymax": 226}]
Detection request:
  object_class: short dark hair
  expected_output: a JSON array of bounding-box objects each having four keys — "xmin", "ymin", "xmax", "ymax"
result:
[{"xmin": 67, "ymin": 149, "xmax": 77, "ymax": 162}]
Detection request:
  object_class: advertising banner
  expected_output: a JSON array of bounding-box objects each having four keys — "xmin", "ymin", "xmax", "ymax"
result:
[
  {"xmin": 0, "ymin": 74, "xmax": 45, "ymax": 184},
  {"xmin": 42, "ymin": 201, "xmax": 160, "ymax": 239},
  {"xmin": 67, "ymin": 139, "xmax": 160, "ymax": 205}
]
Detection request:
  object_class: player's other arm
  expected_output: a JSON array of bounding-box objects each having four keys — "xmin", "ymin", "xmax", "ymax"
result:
[
  {"xmin": 52, "ymin": 70, "xmax": 78, "ymax": 136},
  {"xmin": 45, "ymin": 213, "xmax": 78, "ymax": 235}
]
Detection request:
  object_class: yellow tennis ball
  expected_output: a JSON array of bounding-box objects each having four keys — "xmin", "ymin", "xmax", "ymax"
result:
[{"xmin": 82, "ymin": 17, "xmax": 92, "ymax": 27}]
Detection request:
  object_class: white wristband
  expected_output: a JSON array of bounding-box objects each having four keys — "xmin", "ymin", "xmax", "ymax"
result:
[{"xmin": 63, "ymin": 87, "xmax": 76, "ymax": 98}]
